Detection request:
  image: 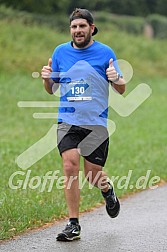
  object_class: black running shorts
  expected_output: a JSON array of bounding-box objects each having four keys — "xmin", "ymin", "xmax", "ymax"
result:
[{"xmin": 57, "ymin": 122, "xmax": 109, "ymax": 167}]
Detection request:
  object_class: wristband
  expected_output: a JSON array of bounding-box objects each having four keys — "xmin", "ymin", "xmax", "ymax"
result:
[{"xmin": 110, "ymin": 74, "xmax": 125, "ymax": 85}]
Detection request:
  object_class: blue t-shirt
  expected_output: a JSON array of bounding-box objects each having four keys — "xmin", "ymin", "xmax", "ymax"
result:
[{"xmin": 51, "ymin": 41, "xmax": 120, "ymax": 127}]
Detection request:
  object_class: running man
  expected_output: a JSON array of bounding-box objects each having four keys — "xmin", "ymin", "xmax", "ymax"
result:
[{"xmin": 41, "ymin": 8, "xmax": 125, "ymax": 241}]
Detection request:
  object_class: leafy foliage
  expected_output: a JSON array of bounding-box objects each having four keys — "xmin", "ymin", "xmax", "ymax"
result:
[
  {"xmin": 146, "ymin": 14, "xmax": 167, "ymax": 39},
  {"xmin": 0, "ymin": 0, "xmax": 167, "ymax": 16}
]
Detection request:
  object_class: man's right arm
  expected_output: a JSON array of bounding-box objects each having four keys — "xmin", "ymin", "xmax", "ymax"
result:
[
  {"xmin": 41, "ymin": 58, "xmax": 59, "ymax": 94},
  {"xmin": 43, "ymin": 79, "xmax": 54, "ymax": 94}
]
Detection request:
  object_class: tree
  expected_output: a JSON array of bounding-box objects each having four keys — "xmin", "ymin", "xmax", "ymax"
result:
[
  {"xmin": 156, "ymin": 0, "xmax": 167, "ymax": 16},
  {"xmin": 0, "ymin": 0, "xmax": 166, "ymax": 16},
  {"xmin": 0, "ymin": 0, "xmax": 70, "ymax": 14}
]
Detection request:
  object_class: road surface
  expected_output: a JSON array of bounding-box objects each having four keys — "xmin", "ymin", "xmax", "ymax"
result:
[{"xmin": 0, "ymin": 184, "xmax": 167, "ymax": 252}]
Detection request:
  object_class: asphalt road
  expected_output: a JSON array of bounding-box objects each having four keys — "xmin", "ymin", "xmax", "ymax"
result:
[{"xmin": 1, "ymin": 184, "xmax": 167, "ymax": 252}]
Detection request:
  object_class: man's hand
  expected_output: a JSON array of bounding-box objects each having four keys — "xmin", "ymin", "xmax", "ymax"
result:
[
  {"xmin": 41, "ymin": 58, "xmax": 54, "ymax": 94},
  {"xmin": 41, "ymin": 58, "xmax": 53, "ymax": 80},
  {"xmin": 106, "ymin": 58, "xmax": 119, "ymax": 83},
  {"xmin": 106, "ymin": 58, "xmax": 125, "ymax": 94}
]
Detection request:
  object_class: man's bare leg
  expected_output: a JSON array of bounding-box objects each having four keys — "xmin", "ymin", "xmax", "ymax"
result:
[
  {"xmin": 84, "ymin": 158, "xmax": 110, "ymax": 192},
  {"xmin": 84, "ymin": 158, "xmax": 120, "ymax": 218},
  {"xmin": 62, "ymin": 148, "xmax": 80, "ymax": 218},
  {"xmin": 56, "ymin": 149, "xmax": 81, "ymax": 241}
]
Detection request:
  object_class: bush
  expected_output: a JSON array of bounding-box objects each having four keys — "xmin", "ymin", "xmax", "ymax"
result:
[
  {"xmin": 146, "ymin": 14, "xmax": 167, "ymax": 39},
  {"xmin": 95, "ymin": 12, "xmax": 145, "ymax": 35},
  {"xmin": 0, "ymin": 5, "xmax": 69, "ymax": 32}
]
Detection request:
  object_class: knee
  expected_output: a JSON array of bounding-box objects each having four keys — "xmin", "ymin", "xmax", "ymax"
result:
[{"xmin": 63, "ymin": 159, "xmax": 79, "ymax": 177}]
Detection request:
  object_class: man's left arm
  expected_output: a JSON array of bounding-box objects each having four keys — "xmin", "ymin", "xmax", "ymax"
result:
[{"xmin": 106, "ymin": 58, "xmax": 126, "ymax": 94}]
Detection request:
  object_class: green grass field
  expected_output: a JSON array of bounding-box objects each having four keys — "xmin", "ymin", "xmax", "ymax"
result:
[{"xmin": 0, "ymin": 19, "xmax": 167, "ymax": 240}]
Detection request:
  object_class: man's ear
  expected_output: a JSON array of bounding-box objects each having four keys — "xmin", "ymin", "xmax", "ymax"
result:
[{"xmin": 91, "ymin": 24, "xmax": 95, "ymax": 35}]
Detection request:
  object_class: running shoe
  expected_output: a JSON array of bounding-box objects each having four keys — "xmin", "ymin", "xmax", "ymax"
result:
[
  {"xmin": 102, "ymin": 182, "xmax": 120, "ymax": 218},
  {"xmin": 56, "ymin": 222, "xmax": 81, "ymax": 241}
]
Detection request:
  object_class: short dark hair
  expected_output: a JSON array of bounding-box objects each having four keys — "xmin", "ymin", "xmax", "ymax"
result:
[{"xmin": 70, "ymin": 8, "xmax": 98, "ymax": 36}]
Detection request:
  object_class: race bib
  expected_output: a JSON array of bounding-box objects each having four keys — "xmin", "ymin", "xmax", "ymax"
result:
[{"xmin": 65, "ymin": 79, "xmax": 92, "ymax": 101}]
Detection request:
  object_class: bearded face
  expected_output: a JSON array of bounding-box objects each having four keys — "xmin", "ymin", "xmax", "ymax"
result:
[{"xmin": 70, "ymin": 19, "xmax": 94, "ymax": 48}]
